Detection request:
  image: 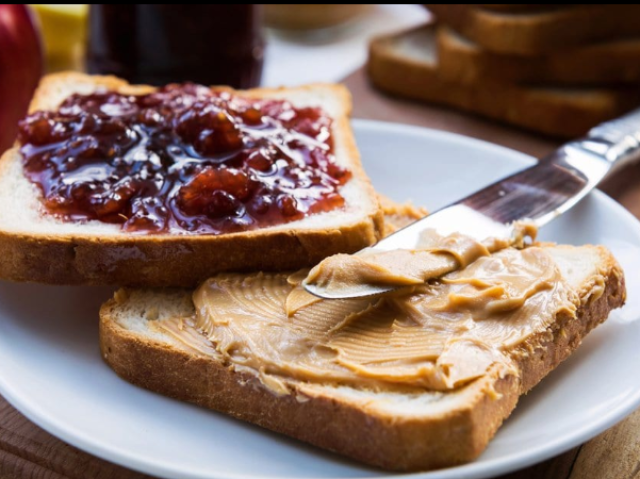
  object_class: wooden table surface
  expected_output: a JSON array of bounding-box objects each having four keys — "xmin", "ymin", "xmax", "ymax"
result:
[{"xmin": 1, "ymin": 67, "xmax": 640, "ymax": 479}]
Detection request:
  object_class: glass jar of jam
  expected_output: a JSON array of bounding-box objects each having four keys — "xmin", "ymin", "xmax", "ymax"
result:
[{"xmin": 86, "ymin": 5, "xmax": 264, "ymax": 88}]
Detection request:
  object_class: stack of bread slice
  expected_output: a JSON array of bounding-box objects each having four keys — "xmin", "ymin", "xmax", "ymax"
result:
[{"xmin": 368, "ymin": 5, "xmax": 640, "ymax": 137}]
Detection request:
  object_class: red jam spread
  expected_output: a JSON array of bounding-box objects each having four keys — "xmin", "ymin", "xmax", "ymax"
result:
[{"xmin": 17, "ymin": 84, "xmax": 351, "ymax": 234}]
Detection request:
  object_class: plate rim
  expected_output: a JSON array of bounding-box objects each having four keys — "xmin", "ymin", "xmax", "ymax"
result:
[{"xmin": 0, "ymin": 119, "xmax": 639, "ymax": 479}]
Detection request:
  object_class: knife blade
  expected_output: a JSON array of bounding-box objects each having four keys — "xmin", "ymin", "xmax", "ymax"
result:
[{"xmin": 304, "ymin": 108, "xmax": 640, "ymax": 299}]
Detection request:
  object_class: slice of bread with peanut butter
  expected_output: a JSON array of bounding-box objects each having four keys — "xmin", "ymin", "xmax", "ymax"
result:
[
  {"xmin": 0, "ymin": 72, "xmax": 383, "ymax": 287},
  {"xmin": 100, "ymin": 234, "xmax": 625, "ymax": 470}
]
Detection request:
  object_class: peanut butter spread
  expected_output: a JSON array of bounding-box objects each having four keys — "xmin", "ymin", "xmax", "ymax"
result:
[
  {"xmin": 304, "ymin": 223, "xmax": 539, "ymax": 295},
  {"xmin": 152, "ymin": 232, "xmax": 578, "ymax": 395}
]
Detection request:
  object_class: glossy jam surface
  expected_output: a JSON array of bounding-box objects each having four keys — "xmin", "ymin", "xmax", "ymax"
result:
[{"xmin": 18, "ymin": 84, "xmax": 351, "ymax": 234}]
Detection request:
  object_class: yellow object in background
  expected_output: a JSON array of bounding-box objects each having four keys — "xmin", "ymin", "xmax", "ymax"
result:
[{"xmin": 30, "ymin": 4, "xmax": 87, "ymax": 72}]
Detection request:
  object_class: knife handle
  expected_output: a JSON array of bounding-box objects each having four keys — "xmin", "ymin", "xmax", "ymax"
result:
[{"xmin": 587, "ymin": 108, "xmax": 640, "ymax": 173}]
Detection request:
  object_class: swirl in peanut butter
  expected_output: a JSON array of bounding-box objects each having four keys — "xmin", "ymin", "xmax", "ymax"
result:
[
  {"xmin": 304, "ymin": 222, "xmax": 537, "ymax": 295},
  {"xmin": 157, "ymin": 244, "xmax": 578, "ymax": 395}
]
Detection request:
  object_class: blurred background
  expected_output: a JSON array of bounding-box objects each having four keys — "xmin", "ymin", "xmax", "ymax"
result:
[
  {"xmin": 6, "ymin": 3, "xmax": 640, "ymax": 152},
  {"xmin": 28, "ymin": 4, "xmax": 428, "ymax": 85}
]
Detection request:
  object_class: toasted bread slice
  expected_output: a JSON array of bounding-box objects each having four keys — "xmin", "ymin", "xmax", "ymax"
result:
[
  {"xmin": 438, "ymin": 26, "xmax": 640, "ymax": 85},
  {"xmin": 427, "ymin": 4, "xmax": 640, "ymax": 55},
  {"xmin": 367, "ymin": 25, "xmax": 640, "ymax": 138},
  {"xmin": 0, "ymin": 73, "xmax": 383, "ymax": 287},
  {"xmin": 478, "ymin": 5, "xmax": 559, "ymax": 12},
  {"xmin": 100, "ymin": 244, "xmax": 625, "ymax": 471}
]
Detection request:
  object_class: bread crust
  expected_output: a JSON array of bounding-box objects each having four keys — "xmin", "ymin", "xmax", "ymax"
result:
[
  {"xmin": 427, "ymin": 5, "xmax": 640, "ymax": 55},
  {"xmin": 0, "ymin": 73, "xmax": 383, "ymax": 287},
  {"xmin": 437, "ymin": 26, "xmax": 640, "ymax": 86},
  {"xmin": 99, "ymin": 248, "xmax": 625, "ymax": 470},
  {"xmin": 477, "ymin": 5, "xmax": 554, "ymax": 12},
  {"xmin": 0, "ymin": 222, "xmax": 380, "ymax": 286},
  {"xmin": 367, "ymin": 25, "xmax": 640, "ymax": 138}
]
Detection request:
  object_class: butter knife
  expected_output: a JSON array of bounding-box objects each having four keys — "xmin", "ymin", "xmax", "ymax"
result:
[{"xmin": 304, "ymin": 110, "xmax": 640, "ymax": 299}]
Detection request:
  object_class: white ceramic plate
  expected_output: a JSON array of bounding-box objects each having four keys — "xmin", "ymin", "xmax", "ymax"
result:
[{"xmin": 0, "ymin": 120, "xmax": 639, "ymax": 479}]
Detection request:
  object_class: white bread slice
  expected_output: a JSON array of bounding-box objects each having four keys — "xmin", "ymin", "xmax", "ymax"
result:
[
  {"xmin": 367, "ymin": 25, "xmax": 640, "ymax": 138},
  {"xmin": 427, "ymin": 5, "xmax": 640, "ymax": 55},
  {"xmin": 0, "ymin": 73, "xmax": 383, "ymax": 287},
  {"xmin": 438, "ymin": 25, "xmax": 640, "ymax": 85},
  {"xmin": 99, "ymin": 244, "xmax": 625, "ymax": 471}
]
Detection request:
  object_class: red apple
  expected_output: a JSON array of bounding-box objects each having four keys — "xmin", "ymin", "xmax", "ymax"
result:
[{"xmin": 0, "ymin": 5, "xmax": 43, "ymax": 154}]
